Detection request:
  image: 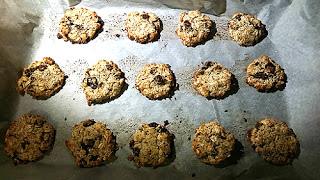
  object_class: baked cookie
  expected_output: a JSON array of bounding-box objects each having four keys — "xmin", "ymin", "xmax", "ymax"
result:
[
  {"xmin": 81, "ymin": 60, "xmax": 125, "ymax": 105},
  {"xmin": 17, "ymin": 57, "xmax": 66, "ymax": 100},
  {"xmin": 128, "ymin": 122, "xmax": 174, "ymax": 167},
  {"xmin": 125, "ymin": 12, "xmax": 162, "ymax": 43},
  {"xmin": 57, "ymin": 7, "xmax": 103, "ymax": 44},
  {"xmin": 65, "ymin": 119, "xmax": 118, "ymax": 168},
  {"xmin": 192, "ymin": 62, "xmax": 234, "ymax": 99},
  {"xmin": 247, "ymin": 118, "xmax": 300, "ymax": 165},
  {"xmin": 4, "ymin": 113, "xmax": 56, "ymax": 165},
  {"xmin": 246, "ymin": 55, "xmax": 286, "ymax": 92},
  {"xmin": 228, "ymin": 12, "xmax": 267, "ymax": 46},
  {"xmin": 176, "ymin": 10, "xmax": 214, "ymax": 47},
  {"xmin": 192, "ymin": 121, "xmax": 235, "ymax": 165},
  {"xmin": 135, "ymin": 64, "xmax": 175, "ymax": 100}
]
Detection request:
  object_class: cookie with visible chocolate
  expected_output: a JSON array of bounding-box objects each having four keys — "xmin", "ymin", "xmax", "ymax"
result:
[
  {"xmin": 4, "ymin": 113, "xmax": 56, "ymax": 165},
  {"xmin": 247, "ymin": 118, "xmax": 300, "ymax": 165},
  {"xmin": 125, "ymin": 12, "xmax": 162, "ymax": 43},
  {"xmin": 176, "ymin": 10, "xmax": 214, "ymax": 47},
  {"xmin": 135, "ymin": 63, "xmax": 176, "ymax": 100},
  {"xmin": 16, "ymin": 57, "xmax": 66, "ymax": 100},
  {"xmin": 81, "ymin": 60, "xmax": 125, "ymax": 105},
  {"xmin": 228, "ymin": 12, "xmax": 267, "ymax": 46},
  {"xmin": 57, "ymin": 7, "xmax": 103, "ymax": 44},
  {"xmin": 65, "ymin": 119, "xmax": 118, "ymax": 168},
  {"xmin": 246, "ymin": 55, "xmax": 286, "ymax": 92},
  {"xmin": 192, "ymin": 121, "xmax": 235, "ymax": 165},
  {"xmin": 128, "ymin": 122, "xmax": 175, "ymax": 167}
]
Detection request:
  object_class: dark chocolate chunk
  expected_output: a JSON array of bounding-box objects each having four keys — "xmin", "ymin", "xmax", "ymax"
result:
[
  {"xmin": 83, "ymin": 119, "xmax": 96, "ymax": 127},
  {"xmin": 154, "ymin": 75, "xmax": 166, "ymax": 85},
  {"xmin": 142, "ymin": 14, "xmax": 149, "ymax": 19},
  {"xmin": 87, "ymin": 77, "xmax": 98, "ymax": 89}
]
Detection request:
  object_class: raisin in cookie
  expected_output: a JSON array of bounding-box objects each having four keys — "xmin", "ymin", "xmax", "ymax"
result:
[
  {"xmin": 135, "ymin": 64, "xmax": 175, "ymax": 100},
  {"xmin": 246, "ymin": 55, "xmax": 286, "ymax": 92},
  {"xmin": 247, "ymin": 118, "xmax": 300, "ymax": 165},
  {"xmin": 4, "ymin": 113, "xmax": 56, "ymax": 165},
  {"xmin": 192, "ymin": 62, "xmax": 235, "ymax": 99},
  {"xmin": 128, "ymin": 122, "xmax": 174, "ymax": 167},
  {"xmin": 81, "ymin": 60, "xmax": 125, "ymax": 105},
  {"xmin": 176, "ymin": 10, "xmax": 214, "ymax": 47},
  {"xmin": 228, "ymin": 12, "xmax": 267, "ymax": 46},
  {"xmin": 65, "ymin": 119, "xmax": 118, "ymax": 168},
  {"xmin": 57, "ymin": 7, "xmax": 102, "ymax": 44},
  {"xmin": 17, "ymin": 57, "xmax": 66, "ymax": 100},
  {"xmin": 125, "ymin": 12, "xmax": 162, "ymax": 43},
  {"xmin": 192, "ymin": 121, "xmax": 235, "ymax": 165}
]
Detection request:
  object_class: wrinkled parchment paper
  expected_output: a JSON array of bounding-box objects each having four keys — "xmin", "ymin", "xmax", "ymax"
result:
[{"xmin": 0, "ymin": 0, "xmax": 320, "ymax": 179}]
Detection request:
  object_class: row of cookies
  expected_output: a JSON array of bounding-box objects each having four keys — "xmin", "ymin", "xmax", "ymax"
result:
[
  {"xmin": 4, "ymin": 113, "xmax": 300, "ymax": 167},
  {"xmin": 57, "ymin": 7, "xmax": 267, "ymax": 47},
  {"xmin": 17, "ymin": 55, "xmax": 286, "ymax": 105}
]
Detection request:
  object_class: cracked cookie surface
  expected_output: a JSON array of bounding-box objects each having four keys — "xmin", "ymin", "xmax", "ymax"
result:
[
  {"xmin": 128, "ymin": 122, "xmax": 174, "ymax": 167},
  {"xmin": 4, "ymin": 113, "xmax": 56, "ymax": 165},
  {"xmin": 176, "ymin": 10, "xmax": 213, "ymax": 47},
  {"xmin": 125, "ymin": 12, "xmax": 162, "ymax": 43},
  {"xmin": 246, "ymin": 55, "xmax": 286, "ymax": 92},
  {"xmin": 247, "ymin": 118, "xmax": 300, "ymax": 165},
  {"xmin": 81, "ymin": 60, "xmax": 125, "ymax": 105},
  {"xmin": 135, "ymin": 64, "xmax": 175, "ymax": 100},
  {"xmin": 16, "ymin": 57, "xmax": 66, "ymax": 100},
  {"xmin": 228, "ymin": 12, "xmax": 267, "ymax": 46},
  {"xmin": 65, "ymin": 119, "xmax": 118, "ymax": 168},
  {"xmin": 192, "ymin": 121, "xmax": 235, "ymax": 165},
  {"xmin": 57, "ymin": 7, "xmax": 102, "ymax": 44}
]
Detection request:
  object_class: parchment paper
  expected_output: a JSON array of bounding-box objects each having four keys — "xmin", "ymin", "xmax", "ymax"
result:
[{"xmin": 0, "ymin": 0, "xmax": 320, "ymax": 179}]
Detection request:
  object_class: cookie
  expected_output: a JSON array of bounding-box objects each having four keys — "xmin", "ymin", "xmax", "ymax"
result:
[
  {"xmin": 81, "ymin": 60, "xmax": 125, "ymax": 105},
  {"xmin": 176, "ymin": 10, "xmax": 214, "ymax": 47},
  {"xmin": 246, "ymin": 55, "xmax": 286, "ymax": 92},
  {"xmin": 247, "ymin": 118, "xmax": 300, "ymax": 165},
  {"xmin": 128, "ymin": 122, "xmax": 174, "ymax": 167},
  {"xmin": 135, "ymin": 64, "xmax": 176, "ymax": 100},
  {"xmin": 125, "ymin": 12, "xmax": 162, "ymax": 43},
  {"xmin": 16, "ymin": 57, "xmax": 66, "ymax": 100},
  {"xmin": 192, "ymin": 121, "xmax": 235, "ymax": 165},
  {"xmin": 4, "ymin": 113, "xmax": 56, "ymax": 164},
  {"xmin": 228, "ymin": 12, "xmax": 267, "ymax": 46},
  {"xmin": 192, "ymin": 61, "xmax": 235, "ymax": 99},
  {"xmin": 65, "ymin": 119, "xmax": 118, "ymax": 168},
  {"xmin": 57, "ymin": 7, "xmax": 103, "ymax": 44}
]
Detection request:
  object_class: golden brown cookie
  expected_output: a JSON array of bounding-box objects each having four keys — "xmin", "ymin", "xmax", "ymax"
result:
[
  {"xmin": 16, "ymin": 57, "xmax": 66, "ymax": 100},
  {"xmin": 65, "ymin": 119, "xmax": 118, "ymax": 168},
  {"xmin": 57, "ymin": 7, "xmax": 103, "ymax": 44},
  {"xmin": 135, "ymin": 64, "xmax": 176, "ymax": 100},
  {"xmin": 246, "ymin": 55, "xmax": 286, "ymax": 92},
  {"xmin": 4, "ymin": 113, "xmax": 56, "ymax": 165},
  {"xmin": 176, "ymin": 10, "xmax": 214, "ymax": 47},
  {"xmin": 247, "ymin": 118, "xmax": 300, "ymax": 165},
  {"xmin": 192, "ymin": 121, "xmax": 235, "ymax": 165},
  {"xmin": 192, "ymin": 61, "xmax": 235, "ymax": 99},
  {"xmin": 125, "ymin": 12, "xmax": 162, "ymax": 43},
  {"xmin": 81, "ymin": 60, "xmax": 126, "ymax": 105},
  {"xmin": 128, "ymin": 122, "xmax": 174, "ymax": 167}
]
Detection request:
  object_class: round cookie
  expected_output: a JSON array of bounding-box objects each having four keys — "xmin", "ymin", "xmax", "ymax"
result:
[
  {"xmin": 176, "ymin": 10, "xmax": 214, "ymax": 47},
  {"xmin": 125, "ymin": 12, "xmax": 162, "ymax": 43},
  {"xmin": 16, "ymin": 57, "xmax": 66, "ymax": 100},
  {"xmin": 81, "ymin": 60, "xmax": 125, "ymax": 105},
  {"xmin": 192, "ymin": 121, "xmax": 236, "ymax": 165},
  {"xmin": 4, "ymin": 113, "xmax": 56, "ymax": 165},
  {"xmin": 65, "ymin": 119, "xmax": 118, "ymax": 168},
  {"xmin": 57, "ymin": 7, "xmax": 103, "ymax": 44},
  {"xmin": 246, "ymin": 55, "xmax": 286, "ymax": 92},
  {"xmin": 228, "ymin": 12, "xmax": 267, "ymax": 46},
  {"xmin": 128, "ymin": 122, "xmax": 174, "ymax": 167},
  {"xmin": 247, "ymin": 118, "xmax": 300, "ymax": 165},
  {"xmin": 135, "ymin": 64, "xmax": 175, "ymax": 100},
  {"xmin": 192, "ymin": 61, "xmax": 234, "ymax": 99}
]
